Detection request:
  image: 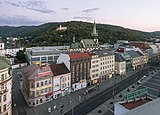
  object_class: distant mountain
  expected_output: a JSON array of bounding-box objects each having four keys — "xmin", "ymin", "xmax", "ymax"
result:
[{"xmin": 0, "ymin": 21, "xmax": 157, "ymax": 46}]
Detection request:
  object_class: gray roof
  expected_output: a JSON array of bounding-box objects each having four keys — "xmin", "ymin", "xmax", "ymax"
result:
[
  {"xmin": 0, "ymin": 39, "xmax": 3, "ymax": 43},
  {"xmin": 82, "ymin": 39, "xmax": 97, "ymax": 48},
  {"xmin": 126, "ymin": 50, "xmax": 140, "ymax": 58},
  {"xmin": 0, "ymin": 57, "xmax": 10, "ymax": 70},
  {"xmin": 70, "ymin": 42, "xmax": 83, "ymax": 49},
  {"xmin": 28, "ymin": 50, "xmax": 61, "ymax": 56},
  {"xmin": 122, "ymin": 98, "xmax": 160, "ymax": 115},
  {"xmin": 115, "ymin": 53, "xmax": 125, "ymax": 62},
  {"xmin": 91, "ymin": 49, "xmax": 114, "ymax": 57},
  {"xmin": 121, "ymin": 52, "xmax": 132, "ymax": 60}
]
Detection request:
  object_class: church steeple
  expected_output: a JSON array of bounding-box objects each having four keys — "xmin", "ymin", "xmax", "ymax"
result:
[{"xmin": 91, "ymin": 20, "xmax": 98, "ymax": 37}]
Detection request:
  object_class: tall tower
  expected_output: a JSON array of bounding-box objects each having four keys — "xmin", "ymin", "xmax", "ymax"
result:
[{"xmin": 91, "ymin": 20, "xmax": 98, "ymax": 37}]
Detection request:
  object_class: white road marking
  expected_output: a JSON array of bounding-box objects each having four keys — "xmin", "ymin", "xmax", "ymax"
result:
[{"xmin": 102, "ymin": 104, "xmax": 114, "ymax": 113}]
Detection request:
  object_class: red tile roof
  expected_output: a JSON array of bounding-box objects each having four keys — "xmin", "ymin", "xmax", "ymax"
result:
[
  {"xmin": 68, "ymin": 52, "xmax": 91, "ymax": 59},
  {"xmin": 22, "ymin": 64, "xmax": 53, "ymax": 80}
]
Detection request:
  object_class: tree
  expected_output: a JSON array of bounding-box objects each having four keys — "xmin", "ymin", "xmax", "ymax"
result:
[{"xmin": 16, "ymin": 50, "xmax": 25, "ymax": 61}]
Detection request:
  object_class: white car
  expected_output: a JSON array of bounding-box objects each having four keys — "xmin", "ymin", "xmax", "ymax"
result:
[{"xmin": 137, "ymin": 80, "xmax": 142, "ymax": 84}]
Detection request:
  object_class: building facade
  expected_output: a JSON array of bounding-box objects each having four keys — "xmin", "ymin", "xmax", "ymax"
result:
[
  {"xmin": 26, "ymin": 47, "xmax": 61, "ymax": 65},
  {"xmin": 0, "ymin": 57, "xmax": 12, "ymax": 115},
  {"xmin": 90, "ymin": 53, "xmax": 100, "ymax": 84},
  {"xmin": 50, "ymin": 63, "xmax": 71, "ymax": 98},
  {"xmin": 115, "ymin": 53, "xmax": 126, "ymax": 75},
  {"xmin": 21, "ymin": 64, "xmax": 53, "ymax": 107},
  {"xmin": 91, "ymin": 49, "xmax": 115, "ymax": 80},
  {"xmin": 57, "ymin": 52, "xmax": 91, "ymax": 91}
]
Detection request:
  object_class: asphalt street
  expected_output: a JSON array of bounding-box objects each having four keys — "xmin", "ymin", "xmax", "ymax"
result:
[
  {"xmin": 64, "ymin": 67, "xmax": 154, "ymax": 115},
  {"xmin": 12, "ymin": 69, "xmax": 28, "ymax": 115}
]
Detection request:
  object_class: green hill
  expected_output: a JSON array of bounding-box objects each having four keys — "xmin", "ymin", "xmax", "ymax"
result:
[{"xmin": 0, "ymin": 21, "xmax": 158, "ymax": 46}]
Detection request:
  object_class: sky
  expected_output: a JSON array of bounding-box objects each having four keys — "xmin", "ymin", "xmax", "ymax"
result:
[{"xmin": 0, "ymin": 0, "xmax": 160, "ymax": 32}]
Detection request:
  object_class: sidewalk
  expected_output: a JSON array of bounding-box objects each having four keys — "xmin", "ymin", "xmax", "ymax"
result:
[{"xmin": 34, "ymin": 66, "xmax": 150, "ymax": 115}]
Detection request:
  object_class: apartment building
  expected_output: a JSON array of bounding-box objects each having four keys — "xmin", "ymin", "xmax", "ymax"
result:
[
  {"xmin": 115, "ymin": 53, "xmax": 126, "ymax": 75},
  {"xmin": 57, "ymin": 52, "xmax": 91, "ymax": 91},
  {"xmin": 21, "ymin": 64, "xmax": 53, "ymax": 107},
  {"xmin": 50, "ymin": 63, "xmax": 71, "ymax": 98},
  {"xmin": 91, "ymin": 49, "xmax": 115, "ymax": 81},
  {"xmin": 0, "ymin": 57, "xmax": 12, "ymax": 115},
  {"xmin": 90, "ymin": 53, "xmax": 100, "ymax": 84}
]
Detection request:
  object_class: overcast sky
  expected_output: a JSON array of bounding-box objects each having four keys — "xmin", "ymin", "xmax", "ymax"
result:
[{"xmin": 0, "ymin": 0, "xmax": 160, "ymax": 32}]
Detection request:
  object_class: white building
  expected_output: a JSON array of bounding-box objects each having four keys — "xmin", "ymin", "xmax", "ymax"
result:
[
  {"xmin": 90, "ymin": 54, "xmax": 100, "ymax": 84},
  {"xmin": 114, "ymin": 97, "xmax": 160, "ymax": 115},
  {"xmin": 25, "ymin": 46, "xmax": 68, "ymax": 65},
  {"xmin": 91, "ymin": 49, "xmax": 115, "ymax": 80},
  {"xmin": 5, "ymin": 48, "xmax": 24, "ymax": 57},
  {"xmin": 0, "ymin": 57, "xmax": 12, "ymax": 115},
  {"xmin": 50, "ymin": 63, "xmax": 71, "ymax": 98}
]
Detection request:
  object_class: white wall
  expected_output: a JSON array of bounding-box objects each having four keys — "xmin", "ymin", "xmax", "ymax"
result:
[
  {"xmin": 57, "ymin": 54, "xmax": 70, "ymax": 70},
  {"xmin": 149, "ymin": 45, "xmax": 158, "ymax": 54},
  {"xmin": 115, "ymin": 102, "xmax": 129, "ymax": 115}
]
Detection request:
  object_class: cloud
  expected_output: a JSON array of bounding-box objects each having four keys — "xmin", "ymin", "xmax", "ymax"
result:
[
  {"xmin": 81, "ymin": 8, "xmax": 99, "ymax": 13},
  {"xmin": 61, "ymin": 8, "xmax": 69, "ymax": 10},
  {"xmin": 4, "ymin": 1, "xmax": 20, "ymax": 7},
  {"xmin": 73, "ymin": 16, "xmax": 92, "ymax": 21},
  {"xmin": 4, "ymin": 0, "xmax": 55, "ymax": 14},
  {"xmin": 0, "ymin": 15, "xmax": 43, "ymax": 26}
]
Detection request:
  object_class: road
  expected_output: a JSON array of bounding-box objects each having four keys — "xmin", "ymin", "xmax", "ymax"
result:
[
  {"xmin": 64, "ymin": 67, "xmax": 154, "ymax": 115},
  {"xmin": 12, "ymin": 69, "xmax": 27, "ymax": 115}
]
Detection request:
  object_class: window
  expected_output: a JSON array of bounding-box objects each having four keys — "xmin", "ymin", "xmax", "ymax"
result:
[
  {"xmin": 49, "ymin": 80, "xmax": 51, "ymax": 84},
  {"xmin": 3, "ymin": 104, "xmax": 6, "ymax": 112},
  {"xmin": 41, "ymin": 81, "xmax": 44, "ymax": 86},
  {"xmin": 31, "ymin": 83, "xmax": 34, "ymax": 88},
  {"xmin": 37, "ymin": 83, "xmax": 39, "ymax": 87},
  {"xmin": 0, "ymin": 96, "xmax": 1, "ymax": 102},
  {"xmin": 36, "ymin": 90, "xmax": 39, "ymax": 95},
  {"xmin": 45, "ymin": 80, "xmax": 47, "ymax": 85},
  {"xmin": 45, "ymin": 88, "xmax": 47, "ymax": 92},
  {"xmin": 1, "ymin": 74, "xmax": 4, "ymax": 81},
  {"xmin": 0, "ymin": 106, "xmax": 1, "ymax": 113},
  {"xmin": 48, "ymin": 87, "xmax": 51, "ymax": 91},
  {"xmin": 3, "ymin": 94, "xmax": 6, "ymax": 102}
]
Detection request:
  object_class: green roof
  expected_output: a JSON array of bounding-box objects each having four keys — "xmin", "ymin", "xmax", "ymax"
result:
[
  {"xmin": 0, "ymin": 57, "xmax": 10, "ymax": 70},
  {"xmin": 82, "ymin": 39, "xmax": 96, "ymax": 48}
]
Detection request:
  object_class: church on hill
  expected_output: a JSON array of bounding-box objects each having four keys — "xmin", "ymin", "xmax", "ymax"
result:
[{"xmin": 69, "ymin": 21, "xmax": 99, "ymax": 52}]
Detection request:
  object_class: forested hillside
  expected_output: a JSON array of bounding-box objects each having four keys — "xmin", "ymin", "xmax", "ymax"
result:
[{"xmin": 0, "ymin": 21, "xmax": 158, "ymax": 46}]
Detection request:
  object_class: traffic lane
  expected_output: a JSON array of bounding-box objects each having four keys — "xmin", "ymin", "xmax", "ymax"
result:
[
  {"xmin": 152, "ymin": 75, "xmax": 160, "ymax": 81},
  {"xmin": 65, "ymin": 68, "xmax": 153, "ymax": 115},
  {"xmin": 147, "ymin": 79, "xmax": 160, "ymax": 85},
  {"xmin": 143, "ymin": 82, "xmax": 160, "ymax": 91}
]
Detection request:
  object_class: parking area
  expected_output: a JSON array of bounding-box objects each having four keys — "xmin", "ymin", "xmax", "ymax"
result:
[{"xmin": 88, "ymin": 67, "xmax": 160, "ymax": 115}]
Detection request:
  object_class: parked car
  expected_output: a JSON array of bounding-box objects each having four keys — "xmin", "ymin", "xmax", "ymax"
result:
[{"xmin": 137, "ymin": 80, "xmax": 142, "ymax": 84}]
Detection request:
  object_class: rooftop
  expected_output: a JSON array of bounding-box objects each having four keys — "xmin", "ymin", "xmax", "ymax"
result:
[
  {"xmin": 68, "ymin": 52, "xmax": 91, "ymax": 59},
  {"xmin": 50, "ymin": 63, "xmax": 70, "ymax": 76},
  {"xmin": 0, "ymin": 56, "xmax": 10, "ymax": 70},
  {"xmin": 91, "ymin": 49, "xmax": 114, "ymax": 57},
  {"xmin": 22, "ymin": 64, "xmax": 53, "ymax": 80},
  {"xmin": 121, "ymin": 98, "xmax": 152, "ymax": 110},
  {"xmin": 121, "ymin": 97, "xmax": 160, "ymax": 115},
  {"xmin": 82, "ymin": 39, "xmax": 97, "ymax": 48}
]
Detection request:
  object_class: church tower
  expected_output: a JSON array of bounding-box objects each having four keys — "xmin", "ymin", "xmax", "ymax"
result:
[
  {"xmin": 91, "ymin": 20, "xmax": 98, "ymax": 37},
  {"xmin": 91, "ymin": 20, "xmax": 99, "ymax": 47}
]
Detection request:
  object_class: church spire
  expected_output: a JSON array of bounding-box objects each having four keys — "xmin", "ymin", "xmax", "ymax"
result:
[{"xmin": 91, "ymin": 20, "xmax": 98, "ymax": 37}]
